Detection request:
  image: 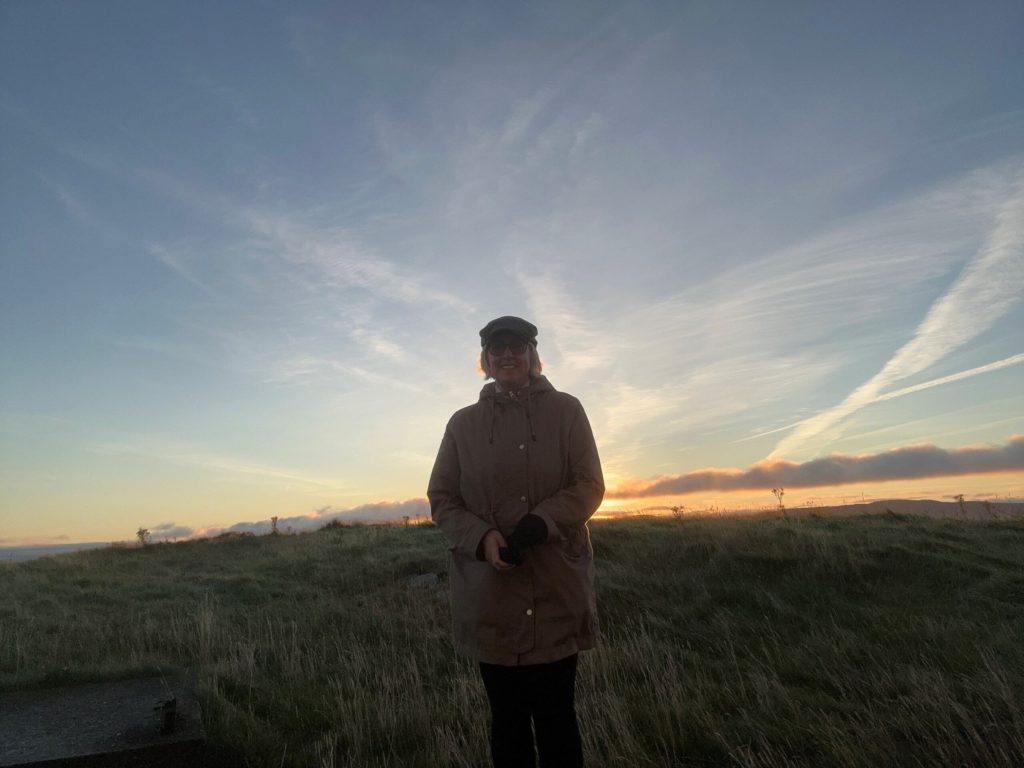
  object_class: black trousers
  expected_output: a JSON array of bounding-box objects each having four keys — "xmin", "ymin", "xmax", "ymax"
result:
[{"xmin": 478, "ymin": 653, "xmax": 584, "ymax": 768}]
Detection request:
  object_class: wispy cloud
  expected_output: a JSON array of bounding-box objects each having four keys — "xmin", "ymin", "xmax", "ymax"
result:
[
  {"xmin": 41, "ymin": 176, "xmax": 120, "ymax": 239},
  {"xmin": 771, "ymin": 177, "xmax": 1024, "ymax": 459},
  {"xmin": 88, "ymin": 438, "xmax": 346, "ymax": 490},
  {"xmin": 826, "ymin": 395, "xmax": 1024, "ymax": 451},
  {"xmin": 736, "ymin": 353, "xmax": 1024, "ymax": 444},
  {"xmin": 57, "ymin": 138, "xmax": 472, "ymax": 321},
  {"xmin": 611, "ymin": 435, "xmax": 1024, "ymax": 497},
  {"xmin": 147, "ymin": 242, "xmax": 217, "ymax": 296},
  {"xmin": 574, "ymin": 161, "xmax": 1022, "ymax": 478},
  {"xmin": 241, "ymin": 210, "xmax": 471, "ymax": 313},
  {"xmin": 261, "ymin": 353, "xmax": 423, "ymax": 393},
  {"xmin": 190, "ymin": 73, "xmax": 260, "ymax": 130},
  {"xmin": 284, "ymin": 14, "xmax": 326, "ymax": 70},
  {"xmin": 350, "ymin": 328, "xmax": 405, "ymax": 360},
  {"xmin": 624, "ymin": 177, "xmax": 1003, "ymax": 377},
  {"xmin": 733, "ymin": 419, "xmax": 808, "ymax": 444},
  {"xmin": 54, "ymin": 143, "xmax": 475, "ymax": 395},
  {"xmin": 515, "ymin": 266, "xmax": 615, "ymax": 379}
]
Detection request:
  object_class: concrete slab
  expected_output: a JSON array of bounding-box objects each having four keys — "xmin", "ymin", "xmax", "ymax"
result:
[{"xmin": 0, "ymin": 675, "xmax": 205, "ymax": 767}]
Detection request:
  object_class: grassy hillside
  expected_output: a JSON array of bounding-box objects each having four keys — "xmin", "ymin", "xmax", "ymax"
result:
[{"xmin": 2, "ymin": 514, "xmax": 1022, "ymax": 767}]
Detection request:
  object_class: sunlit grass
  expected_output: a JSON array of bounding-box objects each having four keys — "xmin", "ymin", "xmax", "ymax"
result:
[{"xmin": 2, "ymin": 514, "xmax": 1022, "ymax": 767}]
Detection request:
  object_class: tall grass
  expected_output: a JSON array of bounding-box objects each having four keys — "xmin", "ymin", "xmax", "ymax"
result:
[{"xmin": 1, "ymin": 514, "xmax": 1022, "ymax": 767}]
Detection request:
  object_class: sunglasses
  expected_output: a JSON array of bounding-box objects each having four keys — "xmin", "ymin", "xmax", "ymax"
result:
[{"xmin": 486, "ymin": 340, "xmax": 529, "ymax": 355}]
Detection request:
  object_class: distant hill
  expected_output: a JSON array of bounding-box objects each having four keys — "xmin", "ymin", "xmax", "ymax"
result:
[
  {"xmin": 0, "ymin": 542, "xmax": 109, "ymax": 563},
  {"xmin": 798, "ymin": 498, "xmax": 1024, "ymax": 520},
  {"xmin": 606, "ymin": 497, "xmax": 1024, "ymax": 522}
]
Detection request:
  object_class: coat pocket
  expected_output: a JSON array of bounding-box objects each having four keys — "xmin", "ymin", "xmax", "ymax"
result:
[{"xmin": 561, "ymin": 525, "xmax": 591, "ymax": 561}]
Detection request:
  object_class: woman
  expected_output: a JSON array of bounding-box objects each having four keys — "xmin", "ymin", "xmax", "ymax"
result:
[{"xmin": 428, "ymin": 315, "xmax": 604, "ymax": 768}]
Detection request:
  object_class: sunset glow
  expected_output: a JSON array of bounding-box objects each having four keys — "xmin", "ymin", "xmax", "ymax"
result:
[{"xmin": 2, "ymin": 2, "xmax": 1022, "ymax": 548}]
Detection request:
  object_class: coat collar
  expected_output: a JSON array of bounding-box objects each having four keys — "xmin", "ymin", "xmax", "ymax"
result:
[{"xmin": 479, "ymin": 374, "xmax": 555, "ymax": 403}]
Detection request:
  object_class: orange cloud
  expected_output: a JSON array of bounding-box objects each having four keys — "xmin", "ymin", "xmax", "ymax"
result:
[{"xmin": 610, "ymin": 435, "xmax": 1024, "ymax": 498}]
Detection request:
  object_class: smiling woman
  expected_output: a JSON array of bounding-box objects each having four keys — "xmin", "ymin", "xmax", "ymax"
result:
[
  {"xmin": 480, "ymin": 331, "xmax": 543, "ymax": 391},
  {"xmin": 428, "ymin": 315, "xmax": 605, "ymax": 768}
]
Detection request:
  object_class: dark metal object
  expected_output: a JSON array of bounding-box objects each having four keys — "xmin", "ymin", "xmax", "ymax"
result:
[
  {"xmin": 0, "ymin": 675, "xmax": 204, "ymax": 767},
  {"xmin": 155, "ymin": 696, "xmax": 176, "ymax": 735}
]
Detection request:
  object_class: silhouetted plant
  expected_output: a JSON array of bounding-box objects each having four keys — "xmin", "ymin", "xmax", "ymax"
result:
[
  {"xmin": 136, "ymin": 527, "xmax": 151, "ymax": 547},
  {"xmin": 771, "ymin": 488, "xmax": 786, "ymax": 516}
]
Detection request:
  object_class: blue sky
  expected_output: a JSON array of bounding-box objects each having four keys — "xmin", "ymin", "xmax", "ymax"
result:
[{"xmin": 2, "ymin": 1, "xmax": 1023, "ymax": 543}]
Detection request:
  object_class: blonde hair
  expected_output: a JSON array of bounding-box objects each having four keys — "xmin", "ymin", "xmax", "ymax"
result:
[{"xmin": 479, "ymin": 344, "xmax": 543, "ymax": 380}]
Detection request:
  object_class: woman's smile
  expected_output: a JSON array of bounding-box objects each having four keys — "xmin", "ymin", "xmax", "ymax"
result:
[{"xmin": 488, "ymin": 336, "xmax": 531, "ymax": 389}]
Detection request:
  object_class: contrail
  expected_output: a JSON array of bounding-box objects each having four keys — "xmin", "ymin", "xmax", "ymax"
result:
[
  {"xmin": 739, "ymin": 352, "xmax": 1024, "ymax": 444},
  {"xmin": 873, "ymin": 352, "xmax": 1024, "ymax": 402},
  {"xmin": 771, "ymin": 185, "xmax": 1024, "ymax": 460}
]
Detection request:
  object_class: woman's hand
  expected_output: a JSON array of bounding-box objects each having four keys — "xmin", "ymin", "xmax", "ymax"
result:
[{"xmin": 482, "ymin": 529, "xmax": 515, "ymax": 570}]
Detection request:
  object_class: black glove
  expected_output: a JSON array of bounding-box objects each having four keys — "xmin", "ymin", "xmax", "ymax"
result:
[
  {"xmin": 507, "ymin": 513, "xmax": 548, "ymax": 549},
  {"xmin": 499, "ymin": 546, "xmax": 523, "ymax": 566},
  {"xmin": 491, "ymin": 515, "xmax": 547, "ymax": 566},
  {"xmin": 501, "ymin": 513, "xmax": 548, "ymax": 564}
]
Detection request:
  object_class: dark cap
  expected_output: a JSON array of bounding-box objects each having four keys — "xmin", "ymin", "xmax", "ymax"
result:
[{"xmin": 479, "ymin": 316, "xmax": 538, "ymax": 347}]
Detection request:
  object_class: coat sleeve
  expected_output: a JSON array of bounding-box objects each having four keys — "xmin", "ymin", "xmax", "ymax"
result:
[
  {"xmin": 428, "ymin": 423, "xmax": 494, "ymax": 559},
  {"xmin": 530, "ymin": 401, "xmax": 605, "ymax": 539}
]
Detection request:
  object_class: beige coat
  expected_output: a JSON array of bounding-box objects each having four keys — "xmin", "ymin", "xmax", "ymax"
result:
[{"xmin": 428, "ymin": 375, "xmax": 604, "ymax": 665}]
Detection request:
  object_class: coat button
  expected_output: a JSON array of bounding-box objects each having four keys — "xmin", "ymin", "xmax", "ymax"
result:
[
  {"xmin": 520, "ymin": 496, "xmax": 527, "ymax": 502},
  {"xmin": 526, "ymin": 609, "xmax": 533, "ymax": 616},
  {"xmin": 519, "ymin": 444, "xmax": 525, "ymax": 449}
]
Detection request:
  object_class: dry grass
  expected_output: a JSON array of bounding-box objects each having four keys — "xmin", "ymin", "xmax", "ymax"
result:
[{"xmin": 1, "ymin": 513, "xmax": 1022, "ymax": 767}]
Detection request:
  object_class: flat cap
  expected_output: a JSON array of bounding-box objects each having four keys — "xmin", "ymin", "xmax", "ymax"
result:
[{"xmin": 479, "ymin": 316, "xmax": 538, "ymax": 346}]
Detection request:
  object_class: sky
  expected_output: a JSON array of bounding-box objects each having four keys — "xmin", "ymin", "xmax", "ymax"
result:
[{"xmin": 2, "ymin": 0, "xmax": 1023, "ymax": 545}]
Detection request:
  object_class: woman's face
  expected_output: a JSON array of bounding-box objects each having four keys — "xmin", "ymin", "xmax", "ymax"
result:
[{"xmin": 486, "ymin": 334, "xmax": 531, "ymax": 390}]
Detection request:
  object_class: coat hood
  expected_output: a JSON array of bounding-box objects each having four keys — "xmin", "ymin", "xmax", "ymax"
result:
[
  {"xmin": 479, "ymin": 375, "xmax": 554, "ymax": 443},
  {"xmin": 478, "ymin": 374, "xmax": 555, "ymax": 403}
]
